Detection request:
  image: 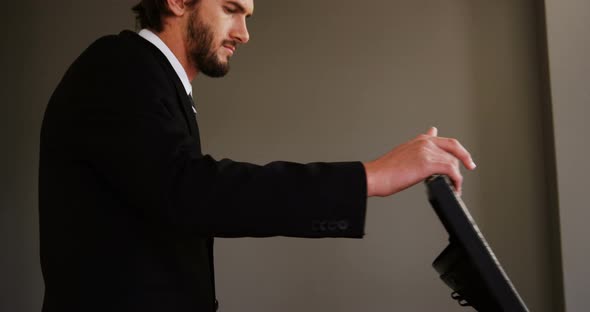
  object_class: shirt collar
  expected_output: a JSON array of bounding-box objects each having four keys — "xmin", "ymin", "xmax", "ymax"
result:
[{"xmin": 138, "ymin": 29, "xmax": 192, "ymax": 96}]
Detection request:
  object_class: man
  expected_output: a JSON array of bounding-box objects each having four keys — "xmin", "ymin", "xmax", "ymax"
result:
[{"xmin": 39, "ymin": 0, "xmax": 476, "ymax": 311}]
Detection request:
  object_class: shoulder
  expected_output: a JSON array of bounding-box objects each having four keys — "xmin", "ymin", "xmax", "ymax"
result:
[
  {"xmin": 77, "ymin": 31, "xmax": 163, "ymax": 80},
  {"xmin": 65, "ymin": 30, "xmax": 175, "ymax": 98},
  {"xmin": 84, "ymin": 31, "xmax": 158, "ymax": 66},
  {"xmin": 49, "ymin": 30, "xmax": 179, "ymax": 116}
]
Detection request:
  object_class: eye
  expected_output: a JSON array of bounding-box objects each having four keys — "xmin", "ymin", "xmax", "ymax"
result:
[{"xmin": 224, "ymin": 6, "xmax": 238, "ymax": 14}]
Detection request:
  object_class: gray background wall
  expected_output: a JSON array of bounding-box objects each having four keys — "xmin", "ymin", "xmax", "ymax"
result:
[
  {"xmin": 2, "ymin": 0, "xmax": 570, "ymax": 311},
  {"xmin": 545, "ymin": 0, "xmax": 590, "ymax": 311}
]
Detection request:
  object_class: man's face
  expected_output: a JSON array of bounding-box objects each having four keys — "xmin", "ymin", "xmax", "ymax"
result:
[{"xmin": 186, "ymin": 0, "xmax": 253, "ymax": 77}]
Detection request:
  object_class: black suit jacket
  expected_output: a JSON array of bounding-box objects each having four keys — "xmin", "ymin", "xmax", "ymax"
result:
[{"xmin": 39, "ymin": 30, "xmax": 367, "ymax": 312}]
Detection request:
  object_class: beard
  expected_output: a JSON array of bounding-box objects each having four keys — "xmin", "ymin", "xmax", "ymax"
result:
[{"xmin": 186, "ymin": 10, "xmax": 231, "ymax": 78}]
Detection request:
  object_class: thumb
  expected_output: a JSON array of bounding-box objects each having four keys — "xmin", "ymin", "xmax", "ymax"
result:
[{"xmin": 426, "ymin": 126, "xmax": 438, "ymax": 137}]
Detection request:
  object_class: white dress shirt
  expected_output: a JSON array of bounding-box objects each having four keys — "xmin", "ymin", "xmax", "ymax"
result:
[{"xmin": 138, "ymin": 29, "xmax": 196, "ymax": 113}]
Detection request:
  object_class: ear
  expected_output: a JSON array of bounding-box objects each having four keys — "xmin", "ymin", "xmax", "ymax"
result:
[{"xmin": 166, "ymin": 0, "xmax": 188, "ymax": 17}]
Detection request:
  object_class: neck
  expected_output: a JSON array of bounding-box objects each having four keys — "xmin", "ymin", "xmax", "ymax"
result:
[{"xmin": 155, "ymin": 25, "xmax": 198, "ymax": 81}]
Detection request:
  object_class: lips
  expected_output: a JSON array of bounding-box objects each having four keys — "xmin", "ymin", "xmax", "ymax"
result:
[{"xmin": 223, "ymin": 44, "xmax": 236, "ymax": 55}]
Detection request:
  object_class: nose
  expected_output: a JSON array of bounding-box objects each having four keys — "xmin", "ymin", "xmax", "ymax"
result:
[{"xmin": 230, "ymin": 18, "xmax": 250, "ymax": 44}]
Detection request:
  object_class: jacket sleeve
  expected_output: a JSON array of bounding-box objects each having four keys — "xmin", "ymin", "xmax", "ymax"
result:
[{"xmin": 73, "ymin": 97, "xmax": 367, "ymax": 239}]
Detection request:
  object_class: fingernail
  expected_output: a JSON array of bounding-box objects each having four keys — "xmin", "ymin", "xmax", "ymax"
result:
[{"xmin": 471, "ymin": 161, "xmax": 477, "ymax": 169}]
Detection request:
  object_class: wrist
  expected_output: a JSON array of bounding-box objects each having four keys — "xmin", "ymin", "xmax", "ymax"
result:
[{"xmin": 363, "ymin": 161, "xmax": 377, "ymax": 197}]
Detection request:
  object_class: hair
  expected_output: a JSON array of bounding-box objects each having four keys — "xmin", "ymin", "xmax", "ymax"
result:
[{"xmin": 132, "ymin": 0, "xmax": 199, "ymax": 32}]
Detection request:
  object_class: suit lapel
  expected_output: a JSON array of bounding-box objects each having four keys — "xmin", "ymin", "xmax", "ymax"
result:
[
  {"xmin": 122, "ymin": 30, "xmax": 201, "ymax": 146},
  {"xmin": 172, "ymin": 77, "xmax": 201, "ymax": 139}
]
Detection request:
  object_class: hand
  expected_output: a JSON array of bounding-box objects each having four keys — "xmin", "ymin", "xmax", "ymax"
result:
[{"xmin": 363, "ymin": 127, "xmax": 476, "ymax": 197}]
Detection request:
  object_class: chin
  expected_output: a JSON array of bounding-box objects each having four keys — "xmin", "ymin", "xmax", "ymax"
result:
[{"xmin": 217, "ymin": 53, "xmax": 231, "ymax": 63}]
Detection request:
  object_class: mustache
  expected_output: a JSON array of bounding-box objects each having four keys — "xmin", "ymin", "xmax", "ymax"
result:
[{"xmin": 222, "ymin": 40, "xmax": 238, "ymax": 48}]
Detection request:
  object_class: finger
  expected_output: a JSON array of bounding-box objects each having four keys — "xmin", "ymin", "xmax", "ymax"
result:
[
  {"xmin": 426, "ymin": 149, "xmax": 463, "ymax": 195},
  {"xmin": 426, "ymin": 126, "xmax": 438, "ymax": 137},
  {"xmin": 453, "ymin": 175, "xmax": 463, "ymax": 196},
  {"xmin": 440, "ymin": 160, "xmax": 463, "ymax": 196},
  {"xmin": 431, "ymin": 137, "xmax": 476, "ymax": 170},
  {"xmin": 449, "ymin": 161, "xmax": 463, "ymax": 196}
]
